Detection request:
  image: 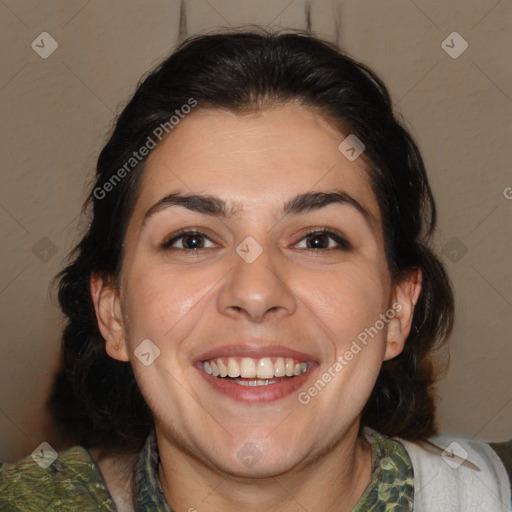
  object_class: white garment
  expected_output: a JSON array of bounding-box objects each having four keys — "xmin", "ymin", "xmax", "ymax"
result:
[{"xmin": 394, "ymin": 434, "xmax": 511, "ymax": 511}]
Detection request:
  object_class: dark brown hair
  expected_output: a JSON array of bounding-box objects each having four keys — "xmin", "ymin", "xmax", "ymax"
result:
[{"xmin": 48, "ymin": 28, "xmax": 454, "ymax": 454}]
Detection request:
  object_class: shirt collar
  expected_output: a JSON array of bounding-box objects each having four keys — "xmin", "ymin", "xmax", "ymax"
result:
[
  {"xmin": 133, "ymin": 427, "xmax": 414, "ymax": 511},
  {"xmin": 133, "ymin": 429, "xmax": 172, "ymax": 511}
]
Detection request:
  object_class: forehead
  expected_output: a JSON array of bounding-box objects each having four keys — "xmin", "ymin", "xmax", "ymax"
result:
[{"xmin": 132, "ymin": 103, "xmax": 380, "ymax": 223}]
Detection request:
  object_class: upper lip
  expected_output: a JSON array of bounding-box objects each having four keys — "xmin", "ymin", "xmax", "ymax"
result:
[{"xmin": 194, "ymin": 343, "xmax": 318, "ymax": 363}]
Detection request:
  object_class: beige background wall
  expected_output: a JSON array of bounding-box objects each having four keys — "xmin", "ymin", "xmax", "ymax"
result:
[{"xmin": 0, "ymin": 0, "xmax": 510, "ymax": 463}]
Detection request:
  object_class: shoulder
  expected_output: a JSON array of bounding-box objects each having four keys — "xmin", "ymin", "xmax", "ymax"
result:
[
  {"xmin": 490, "ymin": 439, "xmax": 512, "ymax": 483},
  {"xmin": 393, "ymin": 433, "xmax": 512, "ymax": 511},
  {"xmin": 0, "ymin": 445, "xmax": 117, "ymax": 511}
]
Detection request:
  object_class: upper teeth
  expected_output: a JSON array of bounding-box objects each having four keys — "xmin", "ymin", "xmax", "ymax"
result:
[{"xmin": 202, "ymin": 357, "xmax": 309, "ymax": 379}]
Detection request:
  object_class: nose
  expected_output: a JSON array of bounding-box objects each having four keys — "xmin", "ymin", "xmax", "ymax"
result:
[{"xmin": 217, "ymin": 242, "xmax": 297, "ymax": 323}]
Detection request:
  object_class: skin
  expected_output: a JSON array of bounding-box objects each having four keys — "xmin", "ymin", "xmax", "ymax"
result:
[{"xmin": 91, "ymin": 102, "xmax": 422, "ymax": 512}]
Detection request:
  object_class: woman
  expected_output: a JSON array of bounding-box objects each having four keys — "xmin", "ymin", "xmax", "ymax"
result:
[{"xmin": 1, "ymin": 29, "xmax": 510, "ymax": 511}]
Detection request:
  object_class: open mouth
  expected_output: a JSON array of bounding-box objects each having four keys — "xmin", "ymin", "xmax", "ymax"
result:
[
  {"xmin": 204, "ymin": 356, "xmax": 308, "ymax": 378},
  {"xmin": 197, "ymin": 355, "xmax": 316, "ymax": 401}
]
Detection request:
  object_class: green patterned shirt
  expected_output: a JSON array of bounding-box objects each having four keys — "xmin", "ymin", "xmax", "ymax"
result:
[{"xmin": 0, "ymin": 428, "xmax": 413, "ymax": 511}]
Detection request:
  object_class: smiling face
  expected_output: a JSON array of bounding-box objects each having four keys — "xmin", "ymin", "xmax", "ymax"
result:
[{"xmin": 91, "ymin": 102, "xmax": 420, "ymax": 478}]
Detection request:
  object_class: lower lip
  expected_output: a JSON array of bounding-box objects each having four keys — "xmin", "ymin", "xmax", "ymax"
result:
[{"xmin": 196, "ymin": 363, "xmax": 318, "ymax": 403}]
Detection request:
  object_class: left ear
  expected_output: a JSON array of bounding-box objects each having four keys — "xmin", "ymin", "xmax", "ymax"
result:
[{"xmin": 384, "ymin": 267, "xmax": 423, "ymax": 361}]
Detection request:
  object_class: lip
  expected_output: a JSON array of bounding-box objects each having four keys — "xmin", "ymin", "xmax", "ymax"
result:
[
  {"xmin": 193, "ymin": 343, "xmax": 318, "ymax": 364},
  {"xmin": 196, "ymin": 362, "xmax": 319, "ymax": 403},
  {"xmin": 193, "ymin": 343, "xmax": 319, "ymax": 404}
]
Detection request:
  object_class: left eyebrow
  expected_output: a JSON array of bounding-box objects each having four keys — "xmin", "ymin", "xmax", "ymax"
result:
[
  {"xmin": 283, "ymin": 191, "xmax": 375, "ymax": 226},
  {"xmin": 142, "ymin": 190, "xmax": 376, "ymax": 229}
]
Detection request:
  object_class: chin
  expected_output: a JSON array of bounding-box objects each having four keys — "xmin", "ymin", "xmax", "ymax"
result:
[
  {"xmin": 202, "ymin": 438, "xmax": 307, "ymax": 480},
  {"xmin": 217, "ymin": 454, "xmax": 301, "ymax": 480}
]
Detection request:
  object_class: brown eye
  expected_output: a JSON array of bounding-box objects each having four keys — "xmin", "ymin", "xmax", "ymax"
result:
[
  {"xmin": 296, "ymin": 230, "xmax": 351, "ymax": 251},
  {"xmin": 162, "ymin": 231, "xmax": 216, "ymax": 251},
  {"xmin": 181, "ymin": 233, "xmax": 205, "ymax": 249}
]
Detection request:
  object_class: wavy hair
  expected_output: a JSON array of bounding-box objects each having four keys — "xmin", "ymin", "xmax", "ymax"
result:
[{"xmin": 48, "ymin": 28, "xmax": 454, "ymax": 454}]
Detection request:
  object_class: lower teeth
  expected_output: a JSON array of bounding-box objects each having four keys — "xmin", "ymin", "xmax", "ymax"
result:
[
  {"xmin": 220, "ymin": 377, "xmax": 293, "ymax": 386},
  {"xmin": 235, "ymin": 379, "xmax": 277, "ymax": 386}
]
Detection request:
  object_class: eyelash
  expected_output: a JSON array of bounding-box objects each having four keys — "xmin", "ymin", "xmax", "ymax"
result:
[{"xmin": 161, "ymin": 227, "xmax": 351, "ymax": 253}]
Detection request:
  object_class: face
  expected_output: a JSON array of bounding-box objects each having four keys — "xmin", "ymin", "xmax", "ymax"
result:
[{"xmin": 92, "ymin": 102, "xmax": 417, "ymax": 477}]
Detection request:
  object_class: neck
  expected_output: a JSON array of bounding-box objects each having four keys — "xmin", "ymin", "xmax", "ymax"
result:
[
  {"xmin": 157, "ymin": 425, "xmax": 372, "ymax": 512},
  {"xmin": 90, "ymin": 448, "xmax": 138, "ymax": 512}
]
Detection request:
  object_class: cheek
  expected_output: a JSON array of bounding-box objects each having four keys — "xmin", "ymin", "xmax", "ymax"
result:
[
  {"xmin": 122, "ymin": 264, "xmax": 210, "ymax": 345},
  {"xmin": 300, "ymin": 267, "xmax": 389, "ymax": 414},
  {"xmin": 121, "ymin": 262, "xmax": 237, "ymax": 377},
  {"xmin": 303, "ymin": 264, "xmax": 388, "ymax": 342}
]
